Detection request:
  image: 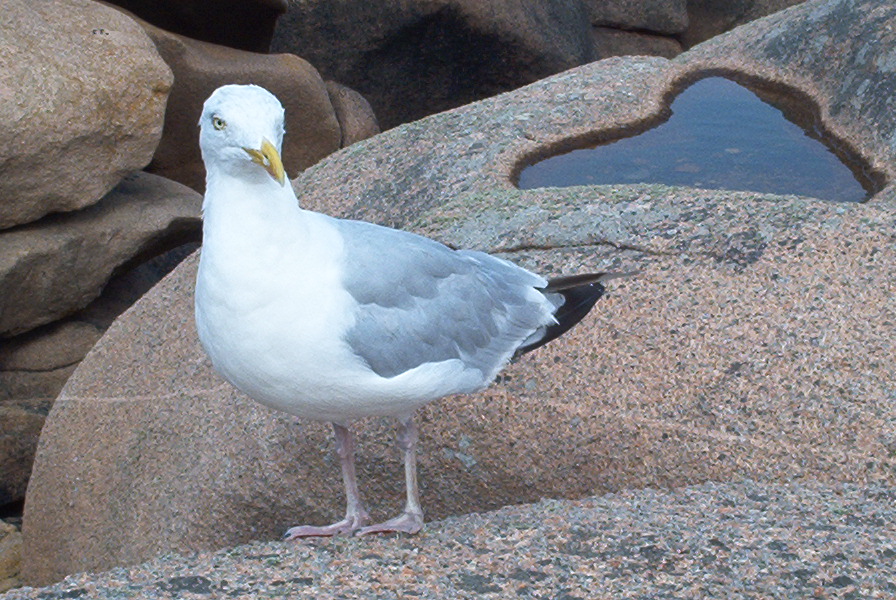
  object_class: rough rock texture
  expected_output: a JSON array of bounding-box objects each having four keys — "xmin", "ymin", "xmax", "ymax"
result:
[
  {"xmin": 0, "ymin": 243, "xmax": 199, "ymax": 509},
  {"xmin": 0, "ymin": 171, "xmax": 200, "ymax": 507},
  {"xmin": 679, "ymin": 0, "xmax": 896, "ymax": 178},
  {"xmin": 21, "ymin": 0, "xmax": 896, "ymax": 588},
  {"xmin": 136, "ymin": 20, "xmax": 343, "ymax": 192},
  {"xmin": 0, "ymin": 323, "xmax": 98, "ymax": 507},
  {"xmin": 682, "ymin": 0, "xmax": 808, "ymax": 48},
  {"xmin": 102, "ymin": 0, "xmax": 287, "ymax": 52},
  {"xmin": 0, "ymin": 403, "xmax": 46, "ymax": 510},
  {"xmin": 0, "ymin": 322, "xmax": 101, "ymax": 404},
  {"xmin": 0, "ymin": 243, "xmax": 198, "ymax": 410},
  {"xmin": 268, "ymin": 0, "xmax": 798, "ymax": 129},
  {"xmin": 592, "ymin": 27, "xmax": 682, "ymax": 60},
  {"xmin": 586, "ymin": 0, "xmax": 689, "ymax": 35},
  {"xmin": 0, "ymin": 0, "xmax": 172, "ymax": 230},
  {"xmin": 325, "ymin": 81, "xmax": 381, "ymax": 148},
  {"xmin": 0, "ymin": 323, "xmax": 101, "ymax": 381},
  {"xmin": 7, "ymin": 481, "xmax": 896, "ymax": 598},
  {"xmin": 0, "ymin": 172, "xmax": 201, "ymax": 337},
  {"xmin": 0, "ymin": 521, "xmax": 21, "ymax": 594},
  {"xmin": 271, "ymin": 0, "xmax": 596, "ymax": 129}
]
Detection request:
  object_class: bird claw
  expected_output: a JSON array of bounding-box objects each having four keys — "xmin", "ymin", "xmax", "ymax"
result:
[
  {"xmin": 283, "ymin": 509, "xmax": 422, "ymax": 539},
  {"xmin": 283, "ymin": 514, "xmax": 368, "ymax": 539},
  {"xmin": 355, "ymin": 511, "xmax": 423, "ymax": 536}
]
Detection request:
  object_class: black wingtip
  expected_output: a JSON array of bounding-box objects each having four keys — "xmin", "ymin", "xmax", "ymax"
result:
[{"xmin": 514, "ymin": 271, "xmax": 632, "ymax": 357}]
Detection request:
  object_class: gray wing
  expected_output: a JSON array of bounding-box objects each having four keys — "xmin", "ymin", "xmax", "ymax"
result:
[{"xmin": 335, "ymin": 218, "xmax": 558, "ymax": 380}]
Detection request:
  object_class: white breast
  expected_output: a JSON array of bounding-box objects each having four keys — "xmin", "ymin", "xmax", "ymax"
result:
[{"xmin": 195, "ymin": 194, "xmax": 472, "ymax": 423}]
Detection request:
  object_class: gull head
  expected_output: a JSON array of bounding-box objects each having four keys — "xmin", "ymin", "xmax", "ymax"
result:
[{"xmin": 199, "ymin": 84, "xmax": 287, "ymax": 186}]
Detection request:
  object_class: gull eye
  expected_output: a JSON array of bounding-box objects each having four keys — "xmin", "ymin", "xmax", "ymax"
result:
[{"xmin": 212, "ymin": 116, "xmax": 227, "ymax": 131}]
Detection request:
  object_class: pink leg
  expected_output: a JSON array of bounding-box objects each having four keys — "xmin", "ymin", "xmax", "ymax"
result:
[
  {"xmin": 283, "ymin": 423, "xmax": 369, "ymax": 539},
  {"xmin": 356, "ymin": 417, "xmax": 424, "ymax": 536}
]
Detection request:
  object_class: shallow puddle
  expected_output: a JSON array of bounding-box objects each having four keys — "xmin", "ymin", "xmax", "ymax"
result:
[{"xmin": 517, "ymin": 77, "xmax": 880, "ymax": 202}]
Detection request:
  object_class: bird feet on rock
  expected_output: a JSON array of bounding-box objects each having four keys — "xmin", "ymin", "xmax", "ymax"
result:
[
  {"xmin": 355, "ymin": 510, "xmax": 423, "ymax": 536},
  {"xmin": 283, "ymin": 512, "xmax": 368, "ymax": 539}
]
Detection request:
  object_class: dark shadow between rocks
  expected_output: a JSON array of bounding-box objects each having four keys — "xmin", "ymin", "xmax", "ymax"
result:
[
  {"xmin": 356, "ymin": 6, "xmax": 569, "ymax": 130},
  {"xmin": 85, "ymin": 237, "xmax": 202, "ymax": 330}
]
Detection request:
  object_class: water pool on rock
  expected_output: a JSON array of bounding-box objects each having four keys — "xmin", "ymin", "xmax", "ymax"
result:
[{"xmin": 517, "ymin": 77, "xmax": 881, "ymax": 202}]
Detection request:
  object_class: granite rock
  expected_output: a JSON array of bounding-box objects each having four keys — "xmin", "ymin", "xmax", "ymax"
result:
[
  {"xmin": 0, "ymin": 323, "xmax": 95, "ymax": 508},
  {"xmin": 21, "ymin": 0, "xmax": 896, "ymax": 587},
  {"xmin": 682, "ymin": 0, "xmax": 808, "ymax": 48},
  {"xmin": 325, "ymin": 81, "xmax": 381, "ymax": 148},
  {"xmin": 0, "ymin": 402, "xmax": 47, "ymax": 509},
  {"xmin": 586, "ymin": 0, "xmax": 689, "ymax": 35},
  {"xmin": 0, "ymin": 0, "xmax": 172, "ymax": 230},
  {"xmin": 101, "ymin": 0, "xmax": 287, "ymax": 52},
  {"xmin": 591, "ymin": 27, "xmax": 683, "ymax": 59},
  {"xmin": 0, "ymin": 172, "xmax": 200, "ymax": 337},
  {"xmin": 0, "ymin": 520, "xmax": 22, "ymax": 594},
  {"xmin": 271, "ymin": 0, "xmax": 596, "ymax": 129},
  {"xmin": 0, "ymin": 243, "xmax": 199, "ymax": 508},
  {"xmin": 7, "ymin": 481, "xmax": 896, "ymax": 598},
  {"xmin": 0, "ymin": 321, "xmax": 102, "ymax": 411}
]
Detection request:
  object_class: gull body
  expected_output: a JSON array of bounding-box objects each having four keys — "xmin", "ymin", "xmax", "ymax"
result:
[{"xmin": 195, "ymin": 84, "xmax": 618, "ymax": 537}]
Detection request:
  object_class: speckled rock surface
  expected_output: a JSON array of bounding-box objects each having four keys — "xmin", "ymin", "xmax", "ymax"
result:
[
  {"xmin": 586, "ymin": 0, "xmax": 689, "ymax": 36},
  {"xmin": 0, "ymin": 0, "xmax": 172, "ymax": 230},
  {"xmin": 21, "ymin": 0, "xmax": 896, "ymax": 590},
  {"xmin": 592, "ymin": 27, "xmax": 683, "ymax": 59},
  {"xmin": 0, "ymin": 172, "xmax": 201, "ymax": 337},
  {"xmin": 682, "ymin": 0, "xmax": 808, "ymax": 48},
  {"xmin": 271, "ymin": 0, "xmax": 596, "ymax": 128},
  {"xmin": 325, "ymin": 81, "xmax": 381, "ymax": 148},
  {"xmin": 0, "ymin": 520, "xmax": 21, "ymax": 594},
  {"xmin": 6, "ymin": 481, "xmax": 896, "ymax": 599},
  {"xmin": 0, "ymin": 401, "xmax": 47, "ymax": 509},
  {"xmin": 0, "ymin": 322, "xmax": 103, "ymax": 406}
]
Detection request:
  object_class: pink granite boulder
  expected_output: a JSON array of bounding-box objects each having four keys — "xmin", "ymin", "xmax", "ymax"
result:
[
  {"xmin": 0, "ymin": 0, "xmax": 171, "ymax": 230},
  {"xmin": 22, "ymin": 0, "xmax": 896, "ymax": 587}
]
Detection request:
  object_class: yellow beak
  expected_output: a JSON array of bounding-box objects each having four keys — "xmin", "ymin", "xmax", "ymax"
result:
[{"xmin": 243, "ymin": 138, "xmax": 286, "ymax": 186}]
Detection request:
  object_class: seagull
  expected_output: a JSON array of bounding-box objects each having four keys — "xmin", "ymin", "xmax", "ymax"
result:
[{"xmin": 195, "ymin": 84, "xmax": 622, "ymax": 538}]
